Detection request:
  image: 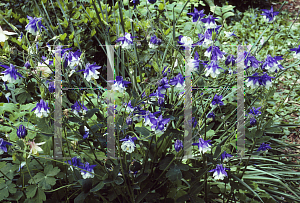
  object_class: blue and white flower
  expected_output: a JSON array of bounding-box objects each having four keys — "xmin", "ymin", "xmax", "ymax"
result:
[
  {"xmin": 25, "ymin": 16, "xmax": 46, "ymax": 35},
  {"xmin": 158, "ymin": 77, "xmax": 170, "ymax": 94},
  {"xmin": 83, "ymin": 126, "xmax": 89, "ymax": 139},
  {"xmin": 257, "ymin": 142, "xmax": 272, "ymax": 152},
  {"xmin": 169, "ymin": 73, "xmax": 185, "ymax": 92},
  {"xmin": 186, "ymin": 51, "xmax": 200, "ymax": 72},
  {"xmin": 224, "ymin": 31, "xmax": 237, "ymax": 38},
  {"xmin": 149, "ymin": 34, "xmax": 162, "ymax": 49},
  {"xmin": 77, "ymin": 62, "xmax": 101, "ymax": 82},
  {"xmin": 17, "ymin": 125, "xmax": 28, "ymax": 139},
  {"xmin": 225, "ymin": 54, "xmax": 236, "ymax": 66},
  {"xmin": 0, "ymin": 138, "xmax": 12, "ymax": 155},
  {"xmin": 290, "ymin": 45, "xmax": 300, "ymax": 59},
  {"xmin": 71, "ymin": 101, "xmax": 88, "ymax": 117},
  {"xmin": 187, "ymin": 8, "xmax": 205, "ymax": 22},
  {"xmin": 262, "ymin": 55, "xmax": 284, "ymax": 72},
  {"xmin": 261, "ymin": 6, "xmax": 279, "ymax": 23},
  {"xmin": 220, "ymin": 151, "xmax": 233, "ymax": 162},
  {"xmin": 108, "ymin": 76, "xmax": 131, "ymax": 94},
  {"xmin": 244, "ymin": 51, "xmax": 261, "ymax": 70},
  {"xmin": 150, "ymin": 114, "xmax": 170, "ymax": 135},
  {"xmin": 0, "ymin": 64, "xmax": 24, "ymax": 83},
  {"xmin": 192, "ymin": 138, "xmax": 212, "ymax": 154},
  {"xmin": 204, "ymin": 60, "xmax": 224, "ymax": 78},
  {"xmin": 209, "ymin": 164, "xmax": 230, "ymax": 180},
  {"xmin": 31, "ymin": 99, "xmax": 51, "ymax": 118},
  {"xmin": 211, "ymin": 94, "xmax": 224, "ymax": 106},
  {"xmin": 201, "ymin": 15, "xmax": 219, "ymax": 29},
  {"xmin": 120, "ymin": 135, "xmax": 138, "ymax": 153},
  {"xmin": 115, "ymin": 32, "xmax": 137, "ymax": 49},
  {"xmin": 80, "ymin": 162, "xmax": 97, "ymax": 179},
  {"xmin": 205, "ymin": 46, "xmax": 226, "ymax": 61},
  {"xmin": 178, "ymin": 35, "xmax": 193, "ymax": 50}
]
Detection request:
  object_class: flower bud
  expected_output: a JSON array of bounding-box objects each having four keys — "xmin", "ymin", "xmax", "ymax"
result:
[{"xmin": 17, "ymin": 125, "xmax": 27, "ymax": 139}]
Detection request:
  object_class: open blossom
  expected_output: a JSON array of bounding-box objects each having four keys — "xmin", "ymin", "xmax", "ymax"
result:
[
  {"xmin": 262, "ymin": 55, "xmax": 284, "ymax": 72},
  {"xmin": 169, "ymin": 73, "xmax": 185, "ymax": 92},
  {"xmin": 0, "ymin": 138, "xmax": 12, "ymax": 155},
  {"xmin": 71, "ymin": 101, "xmax": 88, "ymax": 117},
  {"xmin": 257, "ymin": 143, "xmax": 272, "ymax": 152},
  {"xmin": 201, "ymin": 15, "xmax": 219, "ymax": 29},
  {"xmin": 150, "ymin": 114, "xmax": 170, "ymax": 135},
  {"xmin": 108, "ymin": 76, "xmax": 131, "ymax": 93},
  {"xmin": 34, "ymin": 56, "xmax": 53, "ymax": 78},
  {"xmin": 187, "ymin": 8, "xmax": 205, "ymax": 22},
  {"xmin": 261, "ymin": 6, "xmax": 279, "ymax": 23},
  {"xmin": 220, "ymin": 151, "xmax": 233, "ymax": 162},
  {"xmin": 209, "ymin": 164, "xmax": 230, "ymax": 180},
  {"xmin": 27, "ymin": 139, "xmax": 46, "ymax": 158},
  {"xmin": 115, "ymin": 32, "xmax": 138, "ymax": 49},
  {"xmin": 204, "ymin": 46, "xmax": 226, "ymax": 61},
  {"xmin": 178, "ymin": 35, "xmax": 193, "ymax": 50},
  {"xmin": 80, "ymin": 162, "xmax": 97, "ymax": 179},
  {"xmin": 149, "ymin": 34, "xmax": 162, "ymax": 49},
  {"xmin": 290, "ymin": 45, "xmax": 300, "ymax": 59},
  {"xmin": 120, "ymin": 136, "xmax": 138, "ymax": 153},
  {"xmin": 0, "ymin": 63, "xmax": 24, "ymax": 83},
  {"xmin": 192, "ymin": 138, "xmax": 212, "ymax": 154},
  {"xmin": 31, "ymin": 99, "xmax": 51, "ymax": 118},
  {"xmin": 204, "ymin": 60, "xmax": 224, "ymax": 78},
  {"xmin": 77, "ymin": 62, "xmax": 101, "ymax": 82},
  {"xmin": 0, "ymin": 25, "xmax": 17, "ymax": 42},
  {"xmin": 25, "ymin": 16, "xmax": 46, "ymax": 35}
]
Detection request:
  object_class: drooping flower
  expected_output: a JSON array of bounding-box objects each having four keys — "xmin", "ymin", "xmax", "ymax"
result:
[
  {"xmin": 0, "ymin": 138, "xmax": 12, "ymax": 155},
  {"xmin": 149, "ymin": 88, "xmax": 165, "ymax": 106},
  {"xmin": 24, "ymin": 61, "xmax": 31, "ymax": 69},
  {"xmin": 115, "ymin": 32, "xmax": 138, "ymax": 49},
  {"xmin": 207, "ymin": 112, "xmax": 215, "ymax": 121},
  {"xmin": 211, "ymin": 94, "xmax": 224, "ymax": 106},
  {"xmin": 67, "ymin": 49, "xmax": 82, "ymax": 70},
  {"xmin": 65, "ymin": 156, "xmax": 83, "ymax": 171},
  {"xmin": 71, "ymin": 101, "xmax": 88, "ymax": 117},
  {"xmin": 143, "ymin": 111, "xmax": 159, "ymax": 126},
  {"xmin": 201, "ymin": 15, "xmax": 219, "ymax": 29},
  {"xmin": 246, "ymin": 72, "xmax": 261, "ymax": 89},
  {"xmin": 290, "ymin": 45, "xmax": 300, "ymax": 59},
  {"xmin": 205, "ymin": 46, "xmax": 226, "ymax": 61},
  {"xmin": 225, "ymin": 54, "xmax": 236, "ymax": 66},
  {"xmin": 148, "ymin": 0, "xmax": 156, "ymax": 3},
  {"xmin": 77, "ymin": 62, "xmax": 101, "ymax": 82},
  {"xmin": 17, "ymin": 125, "xmax": 28, "ymax": 139},
  {"xmin": 149, "ymin": 34, "xmax": 162, "ymax": 49},
  {"xmin": 107, "ymin": 76, "xmax": 131, "ymax": 93},
  {"xmin": 261, "ymin": 6, "xmax": 279, "ymax": 23},
  {"xmin": 249, "ymin": 117, "xmax": 257, "ymax": 125},
  {"xmin": 261, "ymin": 55, "xmax": 284, "ymax": 72},
  {"xmin": 120, "ymin": 135, "xmax": 138, "ymax": 153},
  {"xmin": 224, "ymin": 31, "xmax": 237, "ymax": 38},
  {"xmin": 27, "ymin": 139, "xmax": 46, "ymax": 158},
  {"xmin": 209, "ymin": 164, "xmax": 230, "ymax": 180},
  {"xmin": 126, "ymin": 116, "xmax": 133, "ymax": 125},
  {"xmin": 83, "ymin": 126, "xmax": 89, "ymax": 139},
  {"xmin": 192, "ymin": 138, "xmax": 212, "ymax": 154},
  {"xmin": 169, "ymin": 73, "xmax": 185, "ymax": 92},
  {"xmin": 174, "ymin": 140, "xmax": 183, "ymax": 152},
  {"xmin": 244, "ymin": 51, "xmax": 261, "ymax": 70},
  {"xmin": 204, "ymin": 60, "xmax": 224, "ymax": 78},
  {"xmin": 246, "ymin": 73, "xmax": 275, "ymax": 90},
  {"xmin": 47, "ymin": 81, "xmax": 55, "ymax": 93},
  {"xmin": 31, "ymin": 99, "xmax": 51, "ymax": 118},
  {"xmin": 123, "ymin": 100, "xmax": 135, "ymax": 113},
  {"xmin": 150, "ymin": 114, "xmax": 170, "ymax": 135},
  {"xmin": 247, "ymin": 107, "xmax": 262, "ymax": 117},
  {"xmin": 80, "ymin": 162, "xmax": 97, "ymax": 179},
  {"xmin": 0, "ymin": 64, "xmax": 24, "ymax": 83},
  {"xmin": 220, "ymin": 151, "xmax": 233, "ymax": 162},
  {"xmin": 186, "ymin": 51, "xmax": 200, "ymax": 72},
  {"xmin": 187, "ymin": 8, "xmax": 205, "ymax": 22},
  {"xmin": 257, "ymin": 142, "xmax": 272, "ymax": 152},
  {"xmin": 158, "ymin": 77, "xmax": 170, "ymax": 94},
  {"xmin": 0, "ymin": 25, "xmax": 17, "ymax": 42},
  {"xmin": 178, "ymin": 35, "xmax": 193, "ymax": 50},
  {"xmin": 25, "ymin": 16, "xmax": 46, "ymax": 35},
  {"xmin": 35, "ymin": 56, "xmax": 53, "ymax": 78}
]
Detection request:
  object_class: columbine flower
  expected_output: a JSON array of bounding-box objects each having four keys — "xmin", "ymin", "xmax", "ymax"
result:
[
  {"xmin": 204, "ymin": 60, "xmax": 224, "ymax": 78},
  {"xmin": 244, "ymin": 51, "xmax": 261, "ymax": 70},
  {"xmin": 83, "ymin": 126, "xmax": 89, "ymax": 139},
  {"xmin": 201, "ymin": 15, "xmax": 219, "ymax": 29},
  {"xmin": 174, "ymin": 140, "xmax": 183, "ymax": 152},
  {"xmin": 17, "ymin": 125, "xmax": 28, "ymax": 139},
  {"xmin": 178, "ymin": 35, "xmax": 193, "ymax": 50},
  {"xmin": 150, "ymin": 114, "xmax": 170, "ymax": 135},
  {"xmin": 0, "ymin": 64, "xmax": 24, "ymax": 83},
  {"xmin": 31, "ymin": 99, "xmax": 51, "ymax": 118},
  {"xmin": 120, "ymin": 135, "xmax": 138, "ymax": 153},
  {"xmin": 143, "ymin": 111, "xmax": 159, "ymax": 126},
  {"xmin": 247, "ymin": 107, "xmax": 262, "ymax": 117},
  {"xmin": 0, "ymin": 25, "xmax": 17, "ymax": 42},
  {"xmin": 123, "ymin": 100, "xmax": 135, "ymax": 113},
  {"xmin": 261, "ymin": 6, "xmax": 279, "ymax": 23},
  {"xmin": 0, "ymin": 138, "xmax": 12, "ymax": 155},
  {"xmin": 260, "ymin": 73, "xmax": 275, "ymax": 90},
  {"xmin": 169, "ymin": 73, "xmax": 185, "ymax": 92},
  {"xmin": 250, "ymin": 117, "xmax": 257, "ymax": 125},
  {"xmin": 131, "ymin": 0, "xmax": 140, "ymax": 9},
  {"xmin": 24, "ymin": 61, "xmax": 31, "ymax": 69},
  {"xmin": 35, "ymin": 56, "xmax": 53, "ymax": 78},
  {"xmin": 158, "ymin": 77, "xmax": 170, "ymax": 94},
  {"xmin": 47, "ymin": 80, "xmax": 55, "ymax": 93},
  {"xmin": 290, "ymin": 45, "xmax": 300, "ymax": 59},
  {"xmin": 193, "ymin": 32, "xmax": 214, "ymax": 48},
  {"xmin": 108, "ymin": 76, "xmax": 131, "ymax": 94},
  {"xmin": 205, "ymin": 46, "xmax": 226, "ymax": 61},
  {"xmin": 115, "ymin": 32, "xmax": 137, "ymax": 49},
  {"xmin": 149, "ymin": 34, "xmax": 162, "ymax": 49},
  {"xmin": 224, "ymin": 31, "xmax": 236, "ymax": 38},
  {"xmin": 192, "ymin": 138, "xmax": 212, "ymax": 154},
  {"xmin": 209, "ymin": 164, "xmax": 230, "ymax": 180},
  {"xmin": 262, "ymin": 55, "xmax": 284, "ymax": 72},
  {"xmin": 65, "ymin": 156, "xmax": 83, "ymax": 171},
  {"xmin": 186, "ymin": 51, "xmax": 200, "ymax": 72},
  {"xmin": 67, "ymin": 49, "xmax": 82, "ymax": 70},
  {"xmin": 126, "ymin": 116, "xmax": 133, "ymax": 125},
  {"xmin": 246, "ymin": 73, "xmax": 275, "ymax": 90},
  {"xmin": 148, "ymin": 0, "xmax": 156, "ymax": 3},
  {"xmin": 220, "ymin": 151, "xmax": 233, "ymax": 162},
  {"xmin": 77, "ymin": 62, "xmax": 101, "ymax": 82},
  {"xmin": 187, "ymin": 8, "xmax": 205, "ymax": 22},
  {"xmin": 27, "ymin": 139, "xmax": 46, "ymax": 158},
  {"xmin": 18, "ymin": 33, "xmax": 23, "ymax": 42},
  {"xmin": 25, "ymin": 16, "xmax": 46, "ymax": 35},
  {"xmin": 257, "ymin": 143, "xmax": 272, "ymax": 152},
  {"xmin": 211, "ymin": 94, "xmax": 224, "ymax": 106},
  {"xmin": 80, "ymin": 162, "xmax": 97, "ymax": 179},
  {"xmin": 149, "ymin": 88, "xmax": 165, "ymax": 106},
  {"xmin": 207, "ymin": 112, "xmax": 215, "ymax": 121},
  {"xmin": 225, "ymin": 54, "xmax": 236, "ymax": 66},
  {"xmin": 71, "ymin": 101, "xmax": 88, "ymax": 117}
]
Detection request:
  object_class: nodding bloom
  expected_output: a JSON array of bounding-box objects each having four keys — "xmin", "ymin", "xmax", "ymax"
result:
[
  {"xmin": 47, "ymin": 81, "xmax": 55, "ymax": 93},
  {"xmin": 71, "ymin": 101, "xmax": 88, "ymax": 117},
  {"xmin": 204, "ymin": 60, "xmax": 224, "ymax": 78},
  {"xmin": 244, "ymin": 51, "xmax": 261, "ymax": 70},
  {"xmin": 120, "ymin": 135, "xmax": 138, "ymax": 153},
  {"xmin": 225, "ymin": 54, "xmax": 236, "ymax": 67},
  {"xmin": 186, "ymin": 51, "xmax": 200, "ymax": 72},
  {"xmin": 67, "ymin": 49, "xmax": 82, "ymax": 71},
  {"xmin": 249, "ymin": 117, "xmax": 257, "ymax": 125},
  {"xmin": 188, "ymin": 117, "xmax": 198, "ymax": 128},
  {"xmin": 211, "ymin": 94, "xmax": 224, "ymax": 106},
  {"xmin": 262, "ymin": 55, "xmax": 284, "ymax": 72},
  {"xmin": 143, "ymin": 110, "xmax": 159, "ymax": 126},
  {"xmin": 290, "ymin": 45, "xmax": 300, "ymax": 59},
  {"xmin": 150, "ymin": 114, "xmax": 170, "ymax": 135},
  {"xmin": 31, "ymin": 99, "xmax": 51, "ymax": 118},
  {"xmin": 107, "ymin": 76, "xmax": 131, "ymax": 94},
  {"xmin": 80, "ymin": 162, "xmax": 97, "ymax": 179},
  {"xmin": 0, "ymin": 64, "xmax": 24, "ymax": 83},
  {"xmin": 83, "ymin": 126, "xmax": 89, "ymax": 139},
  {"xmin": 148, "ymin": 0, "xmax": 156, "ymax": 3},
  {"xmin": 158, "ymin": 77, "xmax": 170, "ymax": 94},
  {"xmin": 126, "ymin": 116, "xmax": 133, "ymax": 125},
  {"xmin": 0, "ymin": 138, "xmax": 12, "ymax": 155},
  {"xmin": 24, "ymin": 61, "xmax": 31, "ymax": 69},
  {"xmin": 25, "ymin": 16, "xmax": 46, "ymax": 35},
  {"xmin": 132, "ymin": 106, "xmax": 147, "ymax": 122},
  {"xmin": 209, "ymin": 164, "xmax": 230, "ymax": 180},
  {"xmin": 257, "ymin": 142, "xmax": 272, "ymax": 152},
  {"xmin": 27, "ymin": 139, "xmax": 46, "ymax": 158},
  {"xmin": 207, "ymin": 112, "xmax": 215, "ymax": 121},
  {"xmin": 178, "ymin": 35, "xmax": 193, "ymax": 50},
  {"xmin": 224, "ymin": 31, "xmax": 237, "ymax": 38},
  {"xmin": 0, "ymin": 25, "xmax": 17, "ymax": 42},
  {"xmin": 149, "ymin": 88, "xmax": 165, "ymax": 106},
  {"xmin": 65, "ymin": 156, "xmax": 83, "ymax": 171},
  {"xmin": 77, "ymin": 62, "xmax": 101, "ymax": 82},
  {"xmin": 205, "ymin": 46, "xmax": 226, "ymax": 61},
  {"xmin": 220, "ymin": 151, "xmax": 233, "ymax": 162},
  {"xmin": 246, "ymin": 72, "xmax": 275, "ymax": 90},
  {"xmin": 115, "ymin": 32, "xmax": 138, "ymax": 49},
  {"xmin": 123, "ymin": 100, "xmax": 135, "ymax": 113},
  {"xmin": 193, "ymin": 32, "xmax": 214, "ymax": 48},
  {"xmin": 192, "ymin": 138, "xmax": 212, "ymax": 154},
  {"xmin": 247, "ymin": 107, "xmax": 262, "ymax": 117},
  {"xmin": 149, "ymin": 34, "xmax": 162, "ymax": 49},
  {"xmin": 169, "ymin": 73, "xmax": 185, "ymax": 92},
  {"xmin": 17, "ymin": 125, "xmax": 28, "ymax": 139},
  {"xmin": 187, "ymin": 8, "xmax": 205, "ymax": 22},
  {"xmin": 261, "ymin": 6, "xmax": 279, "ymax": 23},
  {"xmin": 201, "ymin": 15, "xmax": 219, "ymax": 29},
  {"xmin": 174, "ymin": 140, "xmax": 183, "ymax": 152}
]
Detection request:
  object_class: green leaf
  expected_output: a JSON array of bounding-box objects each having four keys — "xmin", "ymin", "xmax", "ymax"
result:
[
  {"xmin": 222, "ymin": 12, "xmax": 235, "ymax": 20},
  {"xmin": 26, "ymin": 185, "xmax": 37, "ymax": 199},
  {"xmin": 114, "ymin": 177, "xmax": 124, "ymax": 185},
  {"xmin": 44, "ymin": 165, "xmax": 60, "ymax": 176},
  {"xmin": 69, "ymin": 31, "xmax": 74, "ymax": 40},
  {"xmin": 158, "ymin": 3, "xmax": 164, "ymax": 11},
  {"xmin": 91, "ymin": 28, "xmax": 96, "ymax": 37},
  {"xmin": 135, "ymin": 173, "xmax": 149, "ymax": 184},
  {"xmin": 166, "ymin": 164, "xmax": 182, "ymax": 182},
  {"xmin": 74, "ymin": 191, "xmax": 89, "ymax": 203},
  {"xmin": 204, "ymin": 0, "xmax": 214, "ymax": 7},
  {"xmin": 135, "ymin": 127, "xmax": 151, "ymax": 137},
  {"xmin": 85, "ymin": 108, "xmax": 99, "ymax": 119},
  {"xmin": 90, "ymin": 182, "xmax": 105, "ymax": 192},
  {"xmin": 135, "ymin": 188, "xmax": 149, "ymax": 203},
  {"xmin": 210, "ymin": 6, "xmax": 222, "ymax": 16},
  {"xmin": 221, "ymin": 5, "xmax": 235, "ymax": 14},
  {"xmin": 60, "ymin": 33, "xmax": 67, "ymax": 41},
  {"xmin": 34, "ymin": 188, "xmax": 46, "ymax": 203}
]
